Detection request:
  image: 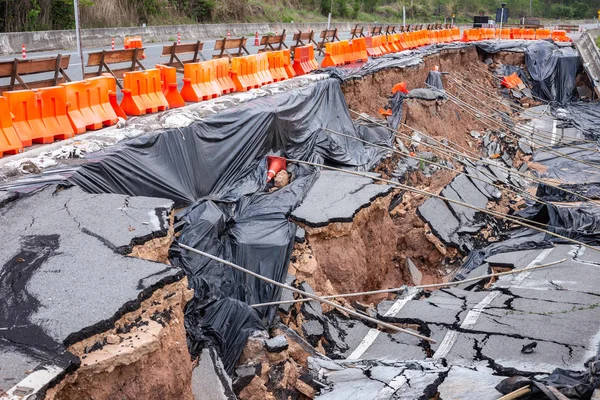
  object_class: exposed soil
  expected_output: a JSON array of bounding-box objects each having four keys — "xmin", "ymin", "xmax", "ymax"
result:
[
  {"xmin": 45, "ymin": 278, "xmax": 194, "ymax": 400},
  {"xmin": 291, "ymin": 171, "xmax": 460, "ymax": 306}
]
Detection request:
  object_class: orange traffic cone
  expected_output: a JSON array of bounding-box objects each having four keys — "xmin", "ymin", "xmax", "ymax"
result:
[
  {"xmin": 267, "ymin": 156, "xmax": 286, "ymax": 182},
  {"xmin": 254, "ymin": 31, "xmax": 259, "ymax": 46}
]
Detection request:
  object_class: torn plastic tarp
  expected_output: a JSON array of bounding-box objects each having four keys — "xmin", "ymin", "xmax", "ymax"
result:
[
  {"xmin": 525, "ymin": 41, "xmax": 580, "ymax": 103},
  {"xmin": 454, "ymin": 200, "xmax": 600, "ymax": 280},
  {"xmin": 68, "ymin": 78, "xmax": 389, "ymax": 207},
  {"xmin": 425, "ymin": 70, "xmax": 444, "ymax": 90},
  {"xmin": 536, "ymin": 182, "xmax": 600, "ymax": 202},
  {"xmin": 532, "ymin": 142, "xmax": 600, "ymax": 183},
  {"xmin": 475, "ymin": 39, "xmax": 537, "ymax": 54},
  {"xmin": 171, "ymin": 169, "xmax": 318, "ymax": 372},
  {"xmin": 562, "ymin": 102, "xmax": 600, "ymax": 139},
  {"xmin": 387, "ymin": 91, "xmax": 405, "ymax": 129},
  {"xmin": 496, "ymin": 354, "xmax": 600, "ymax": 400}
]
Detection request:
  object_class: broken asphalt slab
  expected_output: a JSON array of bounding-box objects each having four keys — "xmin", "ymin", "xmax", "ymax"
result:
[
  {"xmin": 291, "ymin": 170, "xmax": 393, "ymax": 227},
  {"xmin": 0, "ymin": 185, "xmax": 181, "ymax": 394}
]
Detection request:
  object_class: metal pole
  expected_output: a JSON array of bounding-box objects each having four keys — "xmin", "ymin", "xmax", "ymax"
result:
[
  {"xmin": 403, "ymin": 6, "xmax": 406, "ymax": 28},
  {"xmin": 327, "ymin": 0, "xmax": 333, "ymax": 30},
  {"xmin": 499, "ymin": 7, "xmax": 504, "ymax": 38},
  {"xmin": 178, "ymin": 243, "xmax": 436, "ymax": 344},
  {"xmin": 251, "ymin": 259, "xmax": 566, "ymax": 308},
  {"xmin": 530, "ymin": 0, "xmax": 532, "ymax": 17},
  {"xmin": 73, "ymin": 0, "xmax": 85, "ymax": 80}
]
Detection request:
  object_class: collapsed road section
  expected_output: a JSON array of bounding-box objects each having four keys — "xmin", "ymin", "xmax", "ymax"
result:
[{"xmin": 2, "ymin": 35, "xmax": 600, "ymax": 400}]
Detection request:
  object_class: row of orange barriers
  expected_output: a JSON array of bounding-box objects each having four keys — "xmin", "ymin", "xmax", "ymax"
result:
[
  {"xmin": 363, "ymin": 28, "xmax": 461, "ymax": 58},
  {"xmin": 0, "ymin": 75, "xmax": 121, "ymax": 157},
  {"xmin": 0, "ymin": 47, "xmax": 319, "ymax": 157},
  {"xmin": 462, "ymin": 27, "xmax": 569, "ymax": 42},
  {"xmin": 322, "ymin": 39, "xmax": 368, "ymax": 67}
]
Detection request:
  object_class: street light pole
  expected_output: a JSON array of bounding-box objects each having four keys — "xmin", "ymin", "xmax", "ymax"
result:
[
  {"xmin": 327, "ymin": 0, "xmax": 333, "ymax": 29},
  {"xmin": 73, "ymin": 0, "xmax": 85, "ymax": 79}
]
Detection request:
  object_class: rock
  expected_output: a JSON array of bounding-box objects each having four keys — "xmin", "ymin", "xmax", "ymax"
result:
[
  {"xmin": 233, "ymin": 364, "xmax": 260, "ymax": 393},
  {"xmin": 265, "ymin": 335, "xmax": 289, "ymax": 353},
  {"xmin": 518, "ymin": 137, "xmax": 532, "ymax": 155},
  {"xmin": 106, "ymin": 334, "xmax": 120, "ymax": 345},
  {"xmin": 470, "ymin": 130, "xmax": 481, "ymax": 138},
  {"xmin": 237, "ymin": 376, "xmax": 273, "ymax": 400},
  {"xmin": 239, "ymin": 335, "xmax": 268, "ymax": 364},
  {"xmin": 299, "ymin": 282, "xmax": 323, "ymax": 320},
  {"xmin": 295, "ymin": 227, "xmax": 306, "ymax": 243},
  {"xmin": 274, "ymin": 170, "xmax": 289, "ymax": 188},
  {"xmin": 406, "ymin": 257, "xmax": 423, "ymax": 286},
  {"xmin": 302, "ymin": 320, "xmax": 324, "ymax": 344},
  {"xmin": 295, "ymin": 379, "xmax": 316, "ymax": 397}
]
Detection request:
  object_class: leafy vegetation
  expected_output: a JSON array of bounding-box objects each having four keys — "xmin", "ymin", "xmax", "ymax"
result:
[{"xmin": 0, "ymin": 0, "xmax": 599, "ymax": 32}]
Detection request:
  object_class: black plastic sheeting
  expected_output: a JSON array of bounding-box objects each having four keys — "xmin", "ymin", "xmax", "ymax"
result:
[
  {"xmin": 64, "ymin": 78, "xmax": 392, "ymax": 372},
  {"xmin": 562, "ymin": 102, "xmax": 600, "ymax": 139},
  {"xmin": 425, "ymin": 70, "xmax": 444, "ymax": 90},
  {"xmin": 69, "ymin": 79, "xmax": 387, "ymax": 207},
  {"xmin": 387, "ymin": 91, "xmax": 406, "ymax": 129},
  {"xmin": 455, "ymin": 201, "xmax": 600, "ymax": 280},
  {"xmin": 525, "ymin": 41, "xmax": 580, "ymax": 104},
  {"xmin": 496, "ymin": 355, "xmax": 600, "ymax": 400},
  {"xmin": 170, "ymin": 168, "xmax": 318, "ymax": 371}
]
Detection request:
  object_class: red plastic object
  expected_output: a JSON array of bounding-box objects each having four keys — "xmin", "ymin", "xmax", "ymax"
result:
[{"xmin": 267, "ymin": 155, "xmax": 286, "ymax": 182}]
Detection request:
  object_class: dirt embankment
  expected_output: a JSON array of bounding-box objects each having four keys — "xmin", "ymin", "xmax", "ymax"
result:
[
  {"xmin": 291, "ymin": 170, "xmax": 460, "ymax": 306},
  {"xmin": 46, "ymin": 278, "xmax": 194, "ymax": 400},
  {"xmin": 46, "ymin": 218, "xmax": 194, "ymax": 400}
]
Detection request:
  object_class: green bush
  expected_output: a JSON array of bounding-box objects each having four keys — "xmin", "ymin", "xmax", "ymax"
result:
[{"xmin": 550, "ymin": 3, "xmax": 574, "ymax": 19}]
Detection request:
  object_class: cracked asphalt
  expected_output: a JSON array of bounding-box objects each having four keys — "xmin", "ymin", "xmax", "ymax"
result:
[
  {"xmin": 313, "ymin": 243, "xmax": 600, "ymax": 399},
  {"xmin": 0, "ymin": 185, "xmax": 180, "ymax": 393}
]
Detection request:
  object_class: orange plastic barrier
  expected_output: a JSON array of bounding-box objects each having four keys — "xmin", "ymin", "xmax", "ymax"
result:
[
  {"xmin": 266, "ymin": 51, "xmax": 288, "ymax": 82},
  {"xmin": 497, "ymin": 28, "xmax": 511, "ymax": 40},
  {"xmin": 322, "ymin": 42, "xmax": 345, "ymax": 67},
  {"xmin": 551, "ymin": 30, "xmax": 571, "ymax": 42},
  {"xmin": 214, "ymin": 58, "xmax": 236, "ymax": 94},
  {"xmin": 86, "ymin": 76, "xmax": 119, "ymax": 127},
  {"xmin": 511, "ymin": 28, "xmax": 523, "ymax": 39},
  {"xmin": 282, "ymin": 49, "xmax": 296, "ymax": 78},
  {"xmin": 0, "ymin": 97, "xmax": 23, "ymax": 157},
  {"xmin": 180, "ymin": 61, "xmax": 222, "ymax": 102},
  {"xmin": 228, "ymin": 56, "xmax": 261, "ymax": 92},
  {"xmin": 365, "ymin": 36, "xmax": 383, "ymax": 57},
  {"xmin": 536, "ymin": 28, "xmax": 551, "ymax": 40},
  {"xmin": 121, "ymin": 69, "xmax": 169, "ymax": 115},
  {"xmin": 392, "ymin": 82, "xmax": 408, "ymax": 94},
  {"xmin": 62, "ymin": 81, "xmax": 102, "ymax": 132},
  {"xmin": 36, "ymin": 86, "xmax": 75, "ymax": 141},
  {"xmin": 156, "ymin": 64, "xmax": 185, "ymax": 108},
  {"xmin": 255, "ymin": 53, "xmax": 274, "ymax": 86},
  {"xmin": 523, "ymin": 28, "xmax": 535, "ymax": 40},
  {"xmin": 451, "ymin": 27, "xmax": 461, "ymax": 42},
  {"xmin": 124, "ymin": 36, "xmax": 143, "ymax": 49},
  {"xmin": 351, "ymin": 38, "xmax": 368, "ymax": 62},
  {"xmin": 292, "ymin": 45, "xmax": 318, "ymax": 76},
  {"xmin": 6, "ymin": 90, "xmax": 54, "ymax": 145},
  {"xmin": 105, "ymin": 74, "xmax": 127, "ymax": 120},
  {"xmin": 501, "ymin": 73, "xmax": 524, "ymax": 89},
  {"xmin": 462, "ymin": 29, "xmax": 482, "ymax": 42}
]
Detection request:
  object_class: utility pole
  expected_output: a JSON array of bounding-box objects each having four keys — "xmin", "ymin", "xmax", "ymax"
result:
[
  {"xmin": 73, "ymin": 0, "xmax": 85, "ymax": 79},
  {"xmin": 530, "ymin": 0, "xmax": 532, "ymax": 17},
  {"xmin": 327, "ymin": 0, "xmax": 333, "ymax": 29}
]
